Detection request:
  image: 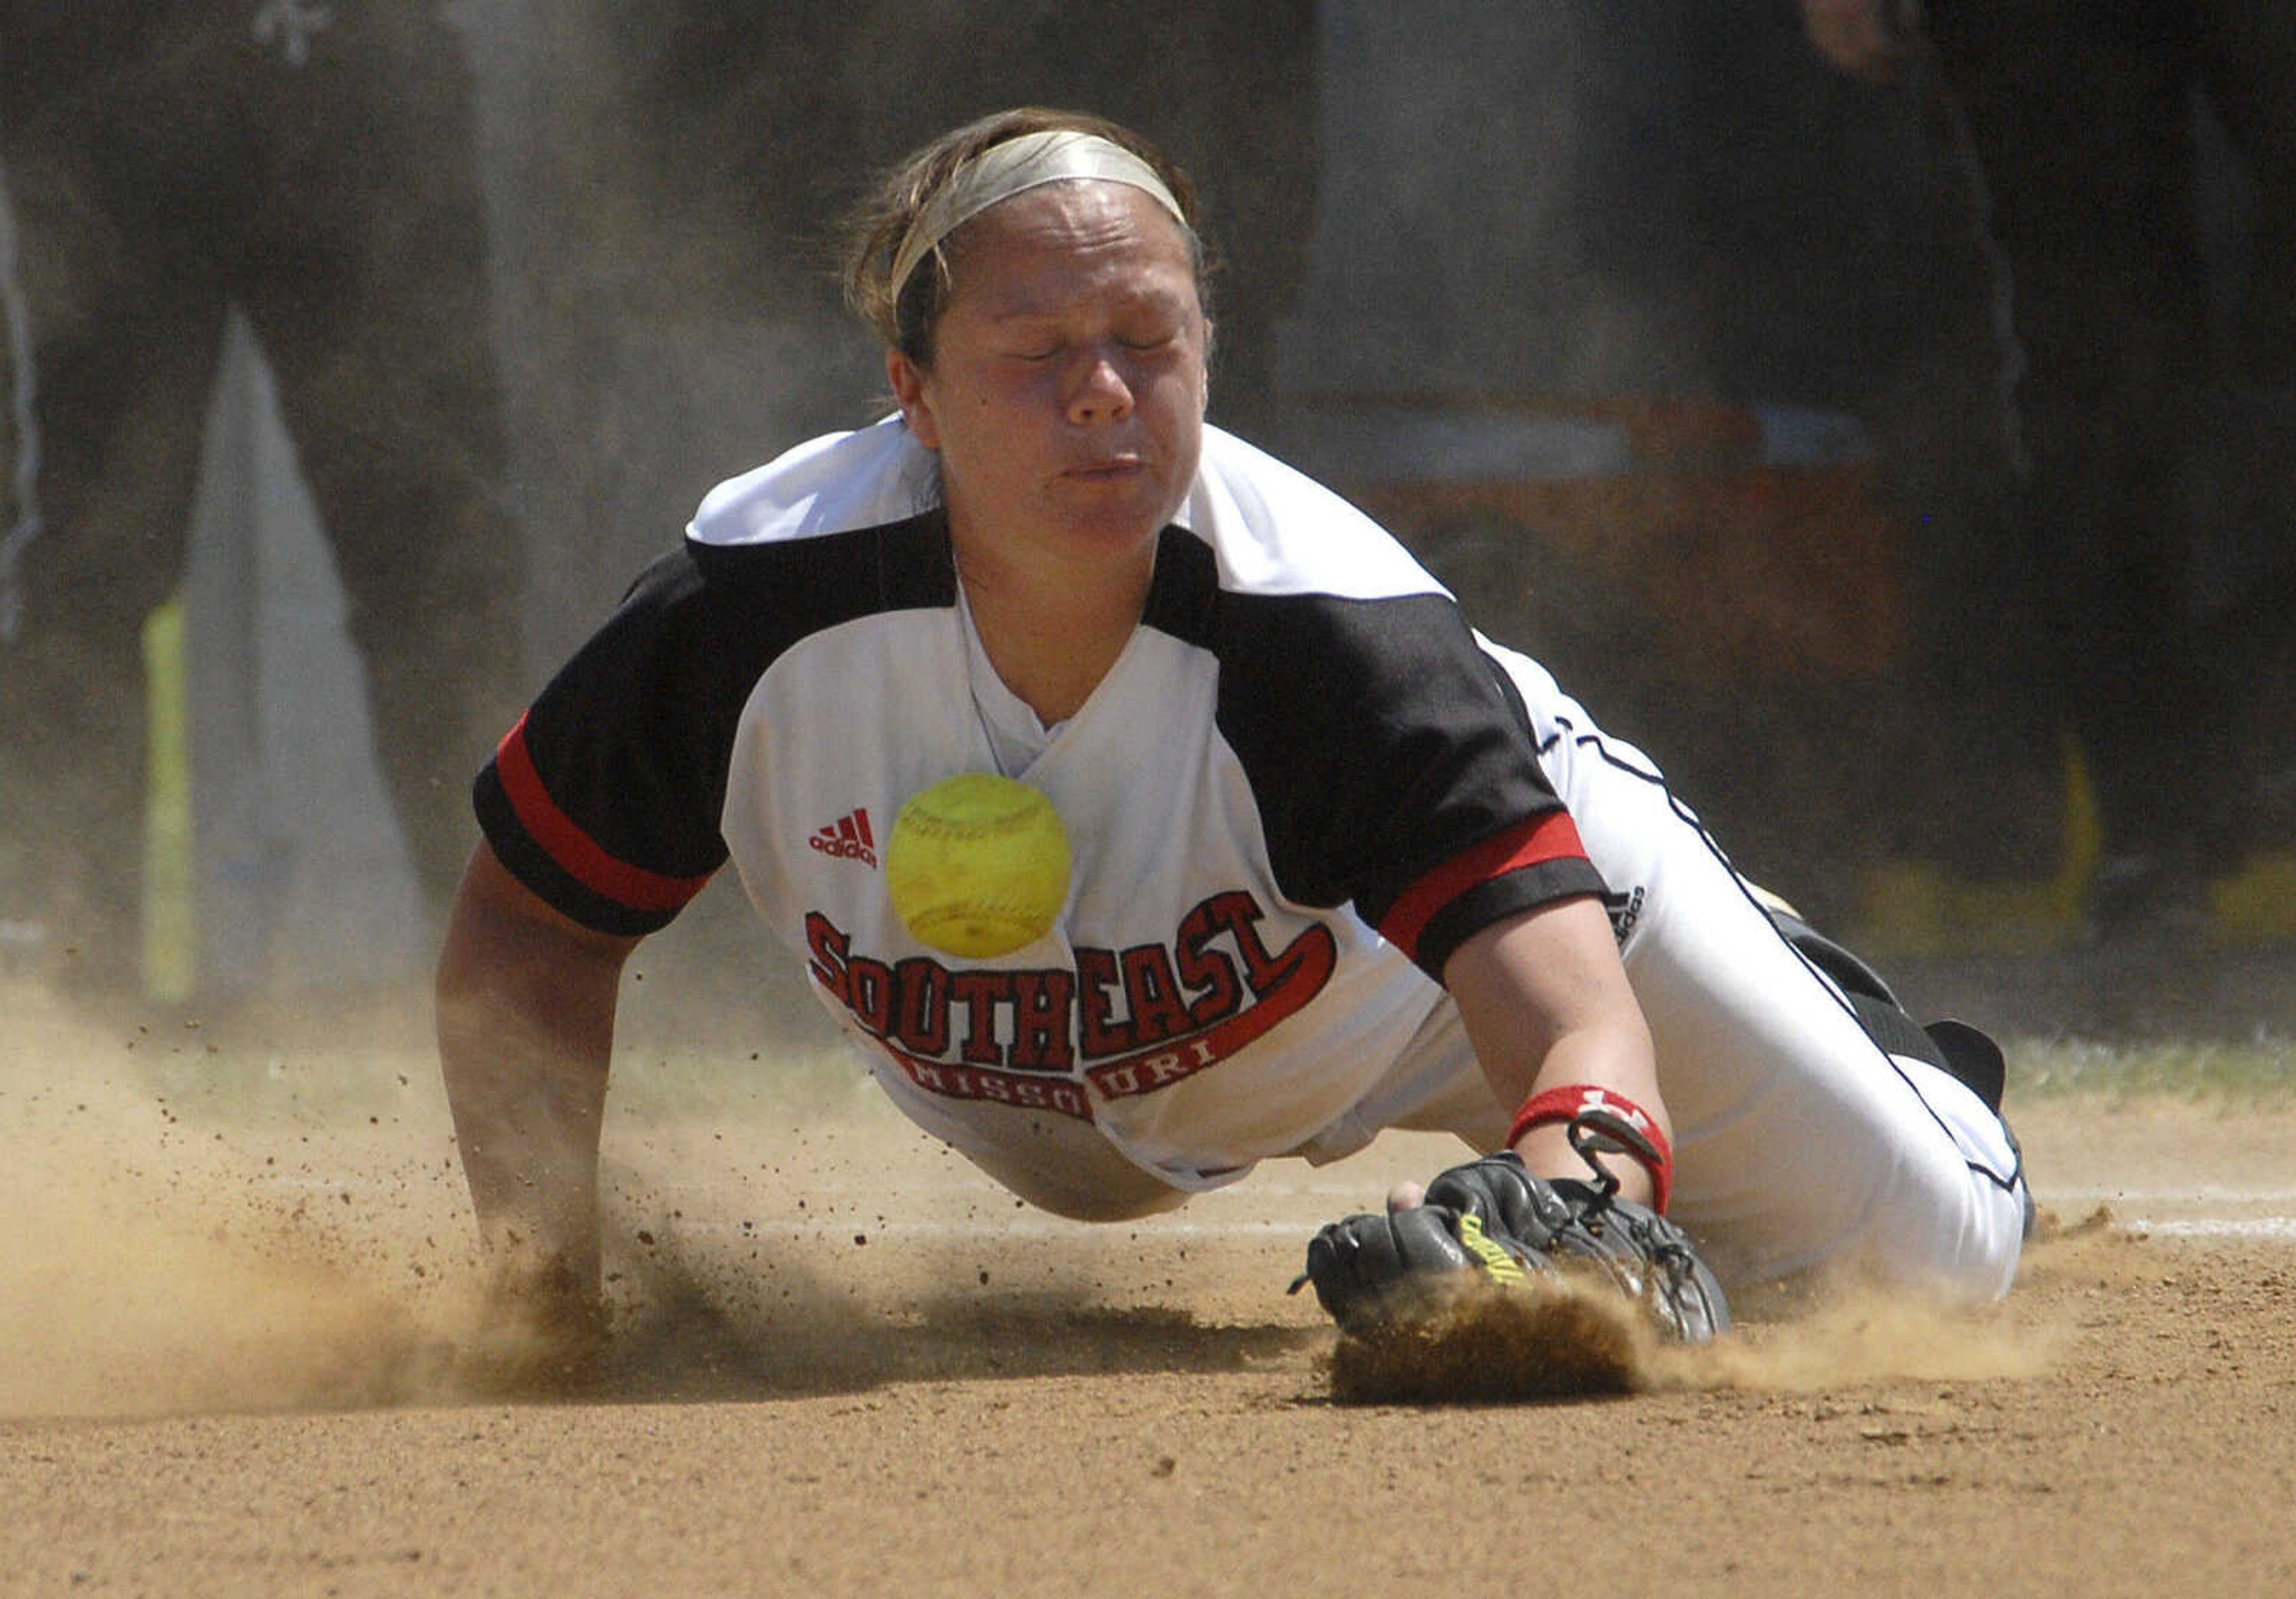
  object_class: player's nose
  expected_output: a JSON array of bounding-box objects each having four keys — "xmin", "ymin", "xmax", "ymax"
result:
[{"xmin": 1065, "ymin": 347, "xmax": 1135, "ymax": 424}]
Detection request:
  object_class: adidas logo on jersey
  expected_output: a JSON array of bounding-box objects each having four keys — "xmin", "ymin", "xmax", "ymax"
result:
[
  {"xmin": 808, "ymin": 808, "xmax": 878, "ymax": 868},
  {"xmin": 1603, "ymin": 885, "xmax": 1645, "ymax": 946}
]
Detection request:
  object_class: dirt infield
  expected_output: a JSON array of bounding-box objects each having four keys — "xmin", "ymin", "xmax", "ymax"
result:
[{"xmin": 3, "ymin": 978, "xmax": 2293, "ymax": 1599}]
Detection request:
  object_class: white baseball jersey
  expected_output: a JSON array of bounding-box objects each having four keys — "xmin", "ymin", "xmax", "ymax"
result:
[
  {"xmin": 479, "ymin": 418, "xmax": 2030, "ymax": 1296},
  {"xmin": 480, "ymin": 421, "xmax": 1600, "ymax": 1191}
]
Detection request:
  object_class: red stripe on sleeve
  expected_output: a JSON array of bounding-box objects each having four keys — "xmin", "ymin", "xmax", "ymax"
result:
[
  {"xmin": 493, "ymin": 714, "xmax": 713, "ymax": 914},
  {"xmin": 1377, "ymin": 808, "xmax": 1590, "ymax": 963}
]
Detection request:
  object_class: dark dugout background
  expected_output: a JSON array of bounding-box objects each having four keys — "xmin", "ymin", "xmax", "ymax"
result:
[
  {"xmin": 476, "ymin": 2, "xmax": 2289, "ymax": 921},
  {"xmin": 7, "ymin": 0, "xmax": 2291, "ymax": 1003},
  {"xmin": 486, "ymin": 1, "xmax": 2008, "ymax": 902}
]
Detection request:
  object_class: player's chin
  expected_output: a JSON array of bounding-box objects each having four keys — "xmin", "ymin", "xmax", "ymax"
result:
[
  {"xmin": 1056, "ymin": 475, "xmax": 1193, "ymax": 544},
  {"xmin": 1046, "ymin": 498, "xmax": 1179, "ymax": 559}
]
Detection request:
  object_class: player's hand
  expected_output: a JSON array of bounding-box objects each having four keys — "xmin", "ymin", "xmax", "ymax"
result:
[
  {"xmin": 1799, "ymin": 0, "xmax": 1919, "ymax": 83},
  {"xmin": 468, "ymin": 1250, "xmax": 610, "ymax": 1394}
]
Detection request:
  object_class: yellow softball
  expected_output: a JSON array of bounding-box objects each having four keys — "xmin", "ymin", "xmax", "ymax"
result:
[{"xmin": 885, "ymin": 773, "xmax": 1073, "ymax": 958}]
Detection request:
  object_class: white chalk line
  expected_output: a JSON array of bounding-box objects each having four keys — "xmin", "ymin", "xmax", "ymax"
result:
[
  {"xmin": 2039, "ymin": 1188, "xmax": 2296, "ymax": 1241},
  {"xmin": 2116, "ymin": 1217, "xmax": 2296, "ymax": 1243},
  {"xmin": 248, "ymin": 1178, "xmax": 2296, "ymax": 1243},
  {"xmin": 631, "ymin": 1214, "xmax": 2296, "ymax": 1247},
  {"xmin": 2045, "ymin": 1186, "xmax": 2296, "ymax": 1206}
]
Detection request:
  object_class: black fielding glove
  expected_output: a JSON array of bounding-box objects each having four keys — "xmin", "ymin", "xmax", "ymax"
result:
[
  {"xmin": 1297, "ymin": 1151, "xmax": 1730, "ymax": 1345},
  {"xmin": 1294, "ymin": 1200, "xmax": 1550, "ymax": 1334},
  {"xmin": 1422, "ymin": 1151, "xmax": 1578, "ymax": 1246}
]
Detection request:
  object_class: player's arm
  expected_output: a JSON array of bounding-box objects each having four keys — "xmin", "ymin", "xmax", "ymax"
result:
[
  {"xmin": 1298, "ymin": 893, "xmax": 1726, "ymax": 1345},
  {"xmin": 1267, "ymin": 599, "xmax": 1721, "ymax": 1338},
  {"xmin": 436, "ymin": 838, "xmax": 641, "ymax": 1327},
  {"xmin": 1441, "ymin": 893, "xmax": 1665, "ymax": 1206}
]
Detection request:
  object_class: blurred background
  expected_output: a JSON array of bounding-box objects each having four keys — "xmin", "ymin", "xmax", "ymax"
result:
[{"xmin": 1, "ymin": 0, "xmax": 2288, "ymax": 1038}]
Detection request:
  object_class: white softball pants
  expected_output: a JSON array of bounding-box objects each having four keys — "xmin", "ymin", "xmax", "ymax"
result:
[{"xmin": 1364, "ymin": 644, "xmax": 2031, "ymax": 1302}]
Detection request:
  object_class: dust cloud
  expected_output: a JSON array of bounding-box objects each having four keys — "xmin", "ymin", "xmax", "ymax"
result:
[
  {"xmin": 0, "ymin": 974, "xmax": 873, "ymax": 1419},
  {"xmin": 0, "ymin": 977, "xmax": 2138, "ymax": 1424},
  {"xmin": 1697, "ymin": 1287, "xmax": 2057, "ymax": 1392},
  {"xmin": 0, "ymin": 982, "xmax": 484, "ymax": 1418},
  {"xmin": 1323, "ymin": 1267, "xmax": 2055, "ymax": 1406},
  {"xmin": 0, "ymin": 973, "xmax": 1199, "ymax": 1420}
]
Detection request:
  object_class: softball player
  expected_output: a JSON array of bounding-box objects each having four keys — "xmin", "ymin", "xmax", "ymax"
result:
[{"xmin": 439, "ymin": 108, "xmax": 2027, "ymax": 1362}]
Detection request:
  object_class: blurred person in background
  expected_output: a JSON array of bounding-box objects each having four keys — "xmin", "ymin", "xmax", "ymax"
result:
[
  {"xmin": 0, "ymin": 1, "xmax": 523, "ymax": 994},
  {"xmin": 1801, "ymin": 0, "xmax": 2296, "ymax": 936}
]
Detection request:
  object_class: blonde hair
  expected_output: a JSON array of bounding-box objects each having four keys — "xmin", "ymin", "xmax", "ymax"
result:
[{"xmin": 841, "ymin": 107, "xmax": 1207, "ymax": 367}]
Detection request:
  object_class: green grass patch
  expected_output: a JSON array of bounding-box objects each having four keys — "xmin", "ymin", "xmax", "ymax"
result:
[{"xmin": 2008, "ymin": 1035, "xmax": 2296, "ymax": 1104}]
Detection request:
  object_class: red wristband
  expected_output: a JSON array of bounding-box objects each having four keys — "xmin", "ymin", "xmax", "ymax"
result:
[{"xmin": 1507, "ymin": 1084, "xmax": 1674, "ymax": 1214}]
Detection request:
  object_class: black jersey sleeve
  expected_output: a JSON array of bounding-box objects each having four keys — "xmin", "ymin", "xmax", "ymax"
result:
[
  {"xmin": 473, "ymin": 545, "xmax": 744, "ymax": 936},
  {"xmin": 1210, "ymin": 584, "xmax": 1608, "ymax": 978},
  {"xmin": 475, "ymin": 511, "xmax": 958, "ymax": 937}
]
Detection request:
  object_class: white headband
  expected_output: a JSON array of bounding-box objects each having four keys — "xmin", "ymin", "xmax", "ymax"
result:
[{"xmin": 888, "ymin": 130, "xmax": 1189, "ymax": 298}]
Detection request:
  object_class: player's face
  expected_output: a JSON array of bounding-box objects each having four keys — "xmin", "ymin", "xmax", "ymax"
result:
[{"xmin": 889, "ymin": 181, "xmax": 1210, "ymax": 576}]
